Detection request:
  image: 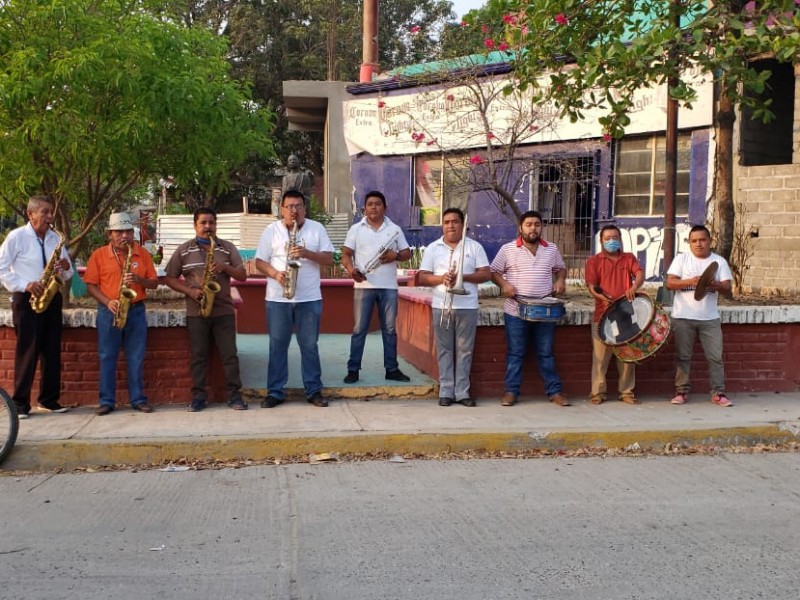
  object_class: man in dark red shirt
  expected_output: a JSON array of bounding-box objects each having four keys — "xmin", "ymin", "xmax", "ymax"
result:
[{"xmin": 584, "ymin": 225, "xmax": 644, "ymax": 405}]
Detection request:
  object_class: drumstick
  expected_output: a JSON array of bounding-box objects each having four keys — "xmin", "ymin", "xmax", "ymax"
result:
[{"xmin": 592, "ymin": 285, "xmax": 614, "ymax": 301}]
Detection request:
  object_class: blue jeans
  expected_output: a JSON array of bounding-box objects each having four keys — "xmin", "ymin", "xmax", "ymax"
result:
[
  {"xmin": 97, "ymin": 302, "xmax": 148, "ymax": 408},
  {"xmin": 503, "ymin": 313, "xmax": 562, "ymax": 397},
  {"xmin": 347, "ymin": 288, "xmax": 398, "ymax": 372},
  {"xmin": 266, "ymin": 300, "xmax": 323, "ymax": 398}
]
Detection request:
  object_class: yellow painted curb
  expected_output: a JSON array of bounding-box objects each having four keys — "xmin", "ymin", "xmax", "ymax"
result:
[{"xmin": 2, "ymin": 425, "xmax": 796, "ymax": 472}]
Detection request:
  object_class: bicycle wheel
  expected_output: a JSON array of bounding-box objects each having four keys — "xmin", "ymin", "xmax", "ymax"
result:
[{"xmin": 0, "ymin": 386, "xmax": 19, "ymax": 465}]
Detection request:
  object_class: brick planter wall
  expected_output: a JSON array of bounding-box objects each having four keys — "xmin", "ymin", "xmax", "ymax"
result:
[{"xmin": 397, "ymin": 290, "xmax": 800, "ymax": 399}]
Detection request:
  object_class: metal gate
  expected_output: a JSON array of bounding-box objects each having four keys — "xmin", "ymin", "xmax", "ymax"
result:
[{"xmin": 529, "ymin": 155, "xmax": 597, "ymax": 279}]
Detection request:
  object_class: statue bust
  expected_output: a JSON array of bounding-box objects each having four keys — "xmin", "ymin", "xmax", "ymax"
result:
[{"xmin": 281, "ymin": 154, "xmax": 314, "ymax": 202}]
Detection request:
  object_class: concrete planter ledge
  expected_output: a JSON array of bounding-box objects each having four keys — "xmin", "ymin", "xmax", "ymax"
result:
[
  {"xmin": 0, "ymin": 307, "xmax": 187, "ymax": 328},
  {"xmin": 398, "ymin": 288, "xmax": 800, "ymax": 326}
]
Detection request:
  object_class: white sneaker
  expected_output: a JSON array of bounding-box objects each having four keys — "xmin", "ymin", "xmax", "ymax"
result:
[
  {"xmin": 36, "ymin": 403, "xmax": 69, "ymax": 413},
  {"xmin": 18, "ymin": 412, "xmax": 29, "ymax": 420}
]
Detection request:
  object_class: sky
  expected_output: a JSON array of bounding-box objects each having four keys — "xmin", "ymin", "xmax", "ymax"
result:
[{"xmin": 450, "ymin": 0, "xmax": 486, "ymax": 20}]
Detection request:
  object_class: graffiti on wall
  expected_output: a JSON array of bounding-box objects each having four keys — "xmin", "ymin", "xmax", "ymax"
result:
[{"xmin": 598, "ymin": 223, "xmax": 691, "ymax": 279}]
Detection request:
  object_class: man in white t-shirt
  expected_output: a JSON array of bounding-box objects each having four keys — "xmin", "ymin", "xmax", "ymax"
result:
[
  {"xmin": 341, "ymin": 190, "xmax": 412, "ymax": 384},
  {"xmin": 418, "ymin": 208, "xmax": 490, "ymax": 407},
  {"xmin": 665, "ymin": 224, "xmax": 733, "ymax": 407},
  {"xmin": 255, "ymin": 189, "xmax": 334, "ymax": 408}
]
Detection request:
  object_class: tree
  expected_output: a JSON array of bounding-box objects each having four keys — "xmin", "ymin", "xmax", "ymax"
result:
[
  {"xmin": 489, "ymin": 0, "xmax": 800, "ymax": 260},
  {"xmin": 0, "ymin": 0, "xmax": 275, "ymax": 258},
  {"xmin": 174, "ymin": 0, "xmax": 457, "ymax": 174}
]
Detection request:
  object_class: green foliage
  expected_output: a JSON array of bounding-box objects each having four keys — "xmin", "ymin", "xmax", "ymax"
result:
[
  {"xmin": 490, "ymin": 0, "xmax": 800, "ymax": 137},
  {"xmin": 0, "ymin": 0, "xmax": 276, "ymax": 258},
  {"xmin": 179, "ymin": 0, "xmax": 458, "ymax": 173},
  {"xmin": 307, "ymin": 195, "xmax": 332, "ymax": 227}
]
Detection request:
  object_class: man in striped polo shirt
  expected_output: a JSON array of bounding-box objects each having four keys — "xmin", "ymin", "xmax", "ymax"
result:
[{"xmin": 490, "ymin": 210, "xmax": 570, "ymax": 407}]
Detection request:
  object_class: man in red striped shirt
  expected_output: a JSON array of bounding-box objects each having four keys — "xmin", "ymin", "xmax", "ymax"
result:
[{"xmin": 490, "ymin": 211, "xmax": 569, "ymax": 407}]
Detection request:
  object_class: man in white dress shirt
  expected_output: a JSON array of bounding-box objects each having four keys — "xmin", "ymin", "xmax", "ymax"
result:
[{"xmin": 0, "ymin": 195, "xmax": 73, "ymax": 419}]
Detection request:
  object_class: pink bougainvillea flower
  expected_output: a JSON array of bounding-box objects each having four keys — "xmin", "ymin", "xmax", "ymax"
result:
[
  {"xmin": 486, "ymin": 132, "xmax": 495, "ymax": 140},
  {"xmin": 498, "ymin": 41, "xmax": 509, "ymax": 51},
  {"xmin": 484, "ymin": 38, "xmax": 495, "ymax": 49},
  {"xmin": 410, "ymin": 25, "xmax": 421, "ymax": 33},
  {"xmin": 446, "ymin": 94, "xmax": 455, "ymax": 101},
  {"xmin": 529, "ymin": 124, "xmax": 539, "ymax": 132},
  {"xmin": 521, "ymin": 25, "xmax": 529, "ymax": 35},
  {"xmin": 481, "ymin": 24, "xmax": 490, "ymax": 33},
  {"xmin": 378, "ymin": 100, "xmax": 386, "ymax": 108},
  {"xmin": 602, "ymin": 133, "xmax": 612, "ymax": 143},
  {"xmin": 469, "ymin": 155, "xmax": 483, "ymax": 165},
  {"xmin": 502, "ymin": 14, "xmax": 517, "ymax": 25},
  {"xmin": 460, "ymin": 20, "xmax": 469, "ymax": 27},
  {"xmin": 555, "ymin": 13, "xmax": 568, "ymax": 26}
]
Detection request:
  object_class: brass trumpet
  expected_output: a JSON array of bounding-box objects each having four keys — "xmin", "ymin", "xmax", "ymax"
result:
[{"xmin": 440, "ymin": 214, "xmax": 469, "ymax": 330}]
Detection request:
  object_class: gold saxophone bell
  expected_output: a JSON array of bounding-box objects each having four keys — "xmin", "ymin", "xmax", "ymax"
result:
[
  {"xmin": 30, "ymin": 226, "xmax": 66, "ymax": 313},
  {"xmin": 283, "ymin": 219, "xmax": 300, "ymax": 299},
  {"xmin": 113, "ymin": 241, "xmax": 137, "ymax": 329},
  {"xmin": 198, "ymin": 235, "xmax": 221, "ymax": 318}
]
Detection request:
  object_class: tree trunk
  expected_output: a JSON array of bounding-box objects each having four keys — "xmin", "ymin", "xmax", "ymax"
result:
[{"xmin": 714, "ymin": 85, "xmax": 736, "ymax": 261}]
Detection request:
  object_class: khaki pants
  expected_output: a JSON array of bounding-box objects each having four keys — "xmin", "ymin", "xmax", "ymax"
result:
[{"xmin": 590, "ymin": 321, "xmax": 636, "ymax": 400}]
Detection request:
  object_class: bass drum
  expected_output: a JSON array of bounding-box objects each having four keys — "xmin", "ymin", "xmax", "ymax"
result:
[{"xmin": 598, "ymin": 293, "xmax": 670, "ymax": 363}]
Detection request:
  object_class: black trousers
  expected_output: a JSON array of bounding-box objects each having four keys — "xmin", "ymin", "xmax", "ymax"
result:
[
  {"xmin": 11, "ymin": 291, "xmax": 63, "ymax": 413},
  {"xmin": 186, "ymin": 314, "xmax": 242, "ymax": 404}
]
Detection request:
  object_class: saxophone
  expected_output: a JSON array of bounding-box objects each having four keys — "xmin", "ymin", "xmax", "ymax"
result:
[
  {"xmin": 113, "ymin": 241, "xmax": 138, "ymax": 329},
  {"xmin": 198, "ymin": 236, "xmax": 222, "ymax": 318},
  {"xmin": 30, "ymin": 227, "xmax": 66, "ymax": 313},
  {"xmin": 283, "ymin": 219, "xmax": 301, "ymax": 299}
]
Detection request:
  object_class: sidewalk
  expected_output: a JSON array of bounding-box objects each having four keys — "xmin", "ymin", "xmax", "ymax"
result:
[{"xmin": 6, "ymin": 389, "xmax": 800, "ymax": 472}]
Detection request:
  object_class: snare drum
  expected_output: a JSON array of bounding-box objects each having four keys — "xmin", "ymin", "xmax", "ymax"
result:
[
  {"xmin": 516, "ymin": 296, "xmax": 566, "ymax": 323},
  {"xmin": 598, "ymin": 293, "xmax": 670, "ymax": 363}
]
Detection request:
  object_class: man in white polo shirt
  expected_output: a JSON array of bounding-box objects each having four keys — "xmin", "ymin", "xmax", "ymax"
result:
[
  {"xmin": 341, "ymin": 190, "xmax": 412, "ymax": 384},
  {"xmin": 418, "ymin": 207, "xmax": 490, "ymax": 407},
  {"xmin": 490, "ymin": 210, "xmax": 569, "ymax": 407}
]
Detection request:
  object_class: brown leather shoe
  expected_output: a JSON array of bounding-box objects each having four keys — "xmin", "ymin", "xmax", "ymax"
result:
[
  {"xmin": 501, "ymin": 392, "xmax": 517, "ymax": 407},
  {"xmin": 307, "ymin": 393, "xmax": 328, "ymax": 408},
  {"xmin": 549, "ymin": 393, "xmax": 570, "ymax": 407},
  {"xmin": 133, "ymin": 403, "xmax": 154, "ymax": 413},
  {"xmin": 96, "ymin": 405, "xmax": 114, "ymax": 416}
]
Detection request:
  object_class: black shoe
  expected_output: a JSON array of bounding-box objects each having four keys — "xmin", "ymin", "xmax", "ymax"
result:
[
  {"xmin": 438, "ymin": 397, "xmax": 453, "ymax": 407},
  {"xmin": 96, "ymin": 405, "xmax": 114, "ymax": 416},
  {"xmin": 458, "ymin": 398, "xmax": 477, "ymax": 407},
  {"xmin": 385, "ymin": 369, "xmax": 411, "ymax": 382},
  {"xmin": 261, "ymin": 395, "xmax": 283, "ymax": 409},
  {"xmin": 187, "ymin": 399, "xmax": 206, "ymax": 412},
  {"xmin": 307, "ymin": 392, "xmax": 328, "ymax": 408},
  {"xmin": 228, "ymin": 398, "xmax": 248, "ymax": 410},
  {"xmin": 343, "ymin": 370, "xmax": 359, "ymax": 384},
  {"xmin": 37, "ymin": 402, "xmax": 69, "ymax": 413}
]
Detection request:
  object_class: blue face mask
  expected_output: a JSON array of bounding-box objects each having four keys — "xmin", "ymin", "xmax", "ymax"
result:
[{"xmin": 603, "ymin": 239, "xmax": 621, "ymax": 253}]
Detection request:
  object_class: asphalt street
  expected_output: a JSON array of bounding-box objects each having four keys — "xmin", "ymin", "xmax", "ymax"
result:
[{"xmin": 1, "ymin": 453, "xmax": 799, "ymax": 600}]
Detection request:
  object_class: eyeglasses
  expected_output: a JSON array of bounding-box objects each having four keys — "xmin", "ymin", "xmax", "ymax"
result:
[{"xmin": 283, "ymin": 203, "xmax": 305, "ymax": 211}]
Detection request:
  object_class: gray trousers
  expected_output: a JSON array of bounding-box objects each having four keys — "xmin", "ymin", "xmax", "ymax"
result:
[
  {"xmin": 672, "ymin": 317, "xmax": 725, "ymax": 394},
  {"xmin": 432, "ymin": 308, "xmax": 479, "ymax": 401}
]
